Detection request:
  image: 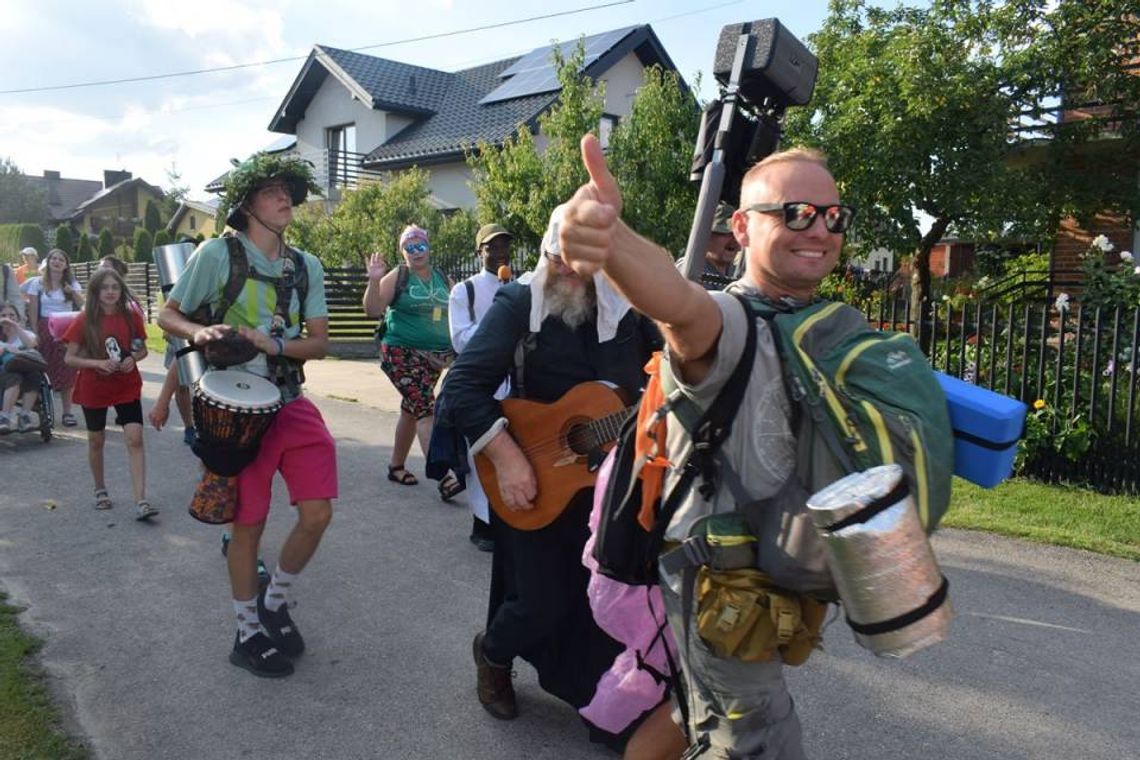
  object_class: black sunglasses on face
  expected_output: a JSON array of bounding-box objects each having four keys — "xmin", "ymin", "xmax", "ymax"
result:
[{"xmin": 745, "ymin": 202, "xmax": 856, "ymax": 234}]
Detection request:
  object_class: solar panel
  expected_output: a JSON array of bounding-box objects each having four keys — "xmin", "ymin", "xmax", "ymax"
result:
[{"xmin": 480, "ymin": 26, "xmax": 637, "ymax": 105}]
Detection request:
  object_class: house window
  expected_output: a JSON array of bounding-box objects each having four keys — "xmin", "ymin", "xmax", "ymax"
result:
[
  {"xmin": 599, "ymin": 114, "xmax": 619, "ymax": 150},
  {"xmin": 327, "ymin": 124, "xmax": 357, "ymax": 188},
  {"xmin": 189, "ymin": 215, "xmax": 196, "ymax": 231}
]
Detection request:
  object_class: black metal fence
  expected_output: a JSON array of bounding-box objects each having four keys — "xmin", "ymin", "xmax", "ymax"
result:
[{"xmin": 856, "ymin": 290, "xmax": 1140, "ymax": 493}]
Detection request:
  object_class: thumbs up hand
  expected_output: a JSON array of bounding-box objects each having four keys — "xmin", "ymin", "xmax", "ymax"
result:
[{"xmin": 560, "ymin": 134, "xmax": 624, "ymax": 277}]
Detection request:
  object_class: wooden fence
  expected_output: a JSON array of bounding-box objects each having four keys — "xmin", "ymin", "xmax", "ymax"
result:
[{"xmin": 74, "ymin": 251, "xmax": 533, "ymax": 344}]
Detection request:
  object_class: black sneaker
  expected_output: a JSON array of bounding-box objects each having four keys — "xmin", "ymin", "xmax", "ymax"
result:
[
  {"xmin": 257, "ymin": 590, "xmax": 305, "ymax": 658},
  {"xmin": 229, "ymin": 632, "xmax": 294, "ymax": 678}
]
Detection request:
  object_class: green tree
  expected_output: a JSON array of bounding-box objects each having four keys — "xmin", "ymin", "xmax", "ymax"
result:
[
  {"xmin": 153, "ymin": 229, "xmax": 171, "ymax": 248},
  {"xmin": 470, "ymin": 45, "xmax": 701, "ymax": 264},
  {"xmin": 97, "ymin": 228, "xmax": 115, "ymax": 259},
  {"xmin": 143, "ymin": 201, "xmax": 162, "ymax": 235},
  {"xmin": 162, "ymin": 162, "xmax": 190, "ymax": 219},
  {"xmin": 289, "ymin": 169, "xmax": 440, "ymax": 267},
  {"xmin": 432, "ymin": 208, "xmax": 481, "ymax": 273},
  {"xmin": 783, "ymin": 0, "xmax": 1140, "ymax": 349},
  {"xmin": 607, "ymin": 66, "xmax": 700, "ymax": 258},
  {"xmin": 75, "ymin": 233, "xmax": 94, "ymax": 263},
  {"xmin": 0, "ymin": 157, "xmax": 47, "ymax": 224},
  {"xmin": 132, "ymin": 227, "xmax": 153, "ymax": 263},
  {"xmin": 469, "ymin": 41, "xmax": 605, "ymax": 259},
  {"xmin": 54, "ymin": 225, "xmax": 74, "ymax": 256},
  {"xmin": 18, "ymin": 224, "xmax": 45, "ymax": 254}
]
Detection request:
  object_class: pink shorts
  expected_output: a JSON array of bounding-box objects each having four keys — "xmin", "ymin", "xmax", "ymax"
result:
[{"xmin": 235, "ymin": 396, "xmax": 338, "ymax": 525}]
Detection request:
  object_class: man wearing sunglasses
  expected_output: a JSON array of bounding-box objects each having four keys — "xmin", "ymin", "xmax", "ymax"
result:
[{"xmin": 558, "ymin": 135, "xmax": 856, "ymax": 759}]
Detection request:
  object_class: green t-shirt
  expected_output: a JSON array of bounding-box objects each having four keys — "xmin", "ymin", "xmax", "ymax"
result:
[
  {"xmin": 169, "ymin": 234, "xmax": 328, "ymax": 380},
  {"xmin": 383, "ymin": 267, "xmax": 452, "ymax": 351}
]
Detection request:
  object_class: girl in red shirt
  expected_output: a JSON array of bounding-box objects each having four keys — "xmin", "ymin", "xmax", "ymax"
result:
[{"xmin": 63, "ymin": 269, "xmax": 157, "ymax": 520}]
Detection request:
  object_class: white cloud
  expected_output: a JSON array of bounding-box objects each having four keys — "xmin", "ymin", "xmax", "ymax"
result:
[{"xmin": 131, "ymin": 0, "xmax": 285, "ymax": 47}]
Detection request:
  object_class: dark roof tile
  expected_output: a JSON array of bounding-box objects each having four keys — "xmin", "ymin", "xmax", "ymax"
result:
[
  {"xmin": 363, "ymin": 57, "xmax": 558, "ymax": 167},
  {"xmin": 319, "ymin": 45, "xmax": 454, "ymax": 114}
]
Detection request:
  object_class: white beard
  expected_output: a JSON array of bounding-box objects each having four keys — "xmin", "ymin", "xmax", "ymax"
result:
[{"xmin": 544, "ymin": 275, "xmax": 596, "ymax": 329}]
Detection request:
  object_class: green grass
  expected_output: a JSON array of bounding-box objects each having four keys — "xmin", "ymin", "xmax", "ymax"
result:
[
  {"xmin": 945, "ymin": 477, "xmax": 1140, "ymax": 561},
  {"xmin": 144, "ymin": 323, "xmax": 167, "ymax": 356},
  {"xmin": 0, "ymin": 595, "xmax": 88, "ymax": 760}
]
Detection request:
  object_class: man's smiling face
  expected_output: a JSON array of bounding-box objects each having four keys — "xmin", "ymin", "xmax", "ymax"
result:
[{"xmin": 734, "ymin": 160, "xmax": 844, "ymax": 300}]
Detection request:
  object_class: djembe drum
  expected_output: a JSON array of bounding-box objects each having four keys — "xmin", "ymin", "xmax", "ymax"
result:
[{"xmin": 188, "ymin": 370, "xmax": 283, "ymax": 524}]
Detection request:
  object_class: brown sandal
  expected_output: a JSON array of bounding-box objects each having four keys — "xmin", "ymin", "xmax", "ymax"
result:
[{"xmin": 387, "ymin": 465, "xmax": 418, "ymax": 486}]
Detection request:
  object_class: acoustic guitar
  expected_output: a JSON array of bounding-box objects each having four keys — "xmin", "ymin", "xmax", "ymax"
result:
[{"xmin": 476, "ymin": 382, "xmax": 636, "ymax": 531}]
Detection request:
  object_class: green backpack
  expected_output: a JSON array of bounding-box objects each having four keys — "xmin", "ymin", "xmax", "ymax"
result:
[{"xmin": 760, "ymin": 299, "xmax": 954, "ymax": 532}]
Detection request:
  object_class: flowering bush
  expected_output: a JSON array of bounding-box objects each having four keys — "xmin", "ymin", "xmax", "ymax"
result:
[
  {"xmin": 1080, "ymin": 236, "xmax": 1139, "ymax": 310},
  {"xmin": 1016, "ymin": 399, "xmax": 1093, "ymax": 473}
]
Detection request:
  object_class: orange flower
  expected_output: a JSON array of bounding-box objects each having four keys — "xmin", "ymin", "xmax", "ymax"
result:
[{"xmin": 1033, "ymin": 399, "xmax": 1046, "ymax": 410}]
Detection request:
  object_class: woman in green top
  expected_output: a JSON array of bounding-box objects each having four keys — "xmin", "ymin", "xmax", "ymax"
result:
[{"xmin": 363, "ymin": 225, "xmax": 460, "ymax": 498}]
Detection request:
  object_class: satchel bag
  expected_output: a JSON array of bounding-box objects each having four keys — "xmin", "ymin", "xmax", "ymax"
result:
[{"xmin": 6, "ymin": 349, "xmax": 48, "ymax": 374}]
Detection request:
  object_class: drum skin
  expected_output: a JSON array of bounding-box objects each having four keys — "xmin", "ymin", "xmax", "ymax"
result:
[{"xmin": 193, "ymin": 370, "xmax": 283, "ymax": 456}]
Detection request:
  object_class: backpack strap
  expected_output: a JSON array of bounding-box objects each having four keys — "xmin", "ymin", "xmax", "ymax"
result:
[
  {"xmin": 218, "ymin": 234, "xmax": 247, "ymax": 324},
  {"xmin": 464, "ymin": 279, "xmax": 476, "ymax": 323},
  {"xmin": 393, "ymin": 264, "xmax": 410, "ymax": 305},
  {"xmin": 511, "ymin": 331, "xmax": 537, "ymax": 399}
]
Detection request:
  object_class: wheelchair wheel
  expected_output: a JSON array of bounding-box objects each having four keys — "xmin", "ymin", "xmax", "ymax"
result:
[{"xmin": 36, "ymin": 376, "xmax": 55, "ymax": 443}]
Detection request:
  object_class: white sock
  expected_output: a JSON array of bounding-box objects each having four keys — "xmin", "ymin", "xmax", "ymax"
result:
[
  {"xmin": 264, "ymin": 566, "xmax": 299, "ymax": 612},
  {"xmin": 234, "ymin": 597, "xmax": 261, "ymax": 642}
]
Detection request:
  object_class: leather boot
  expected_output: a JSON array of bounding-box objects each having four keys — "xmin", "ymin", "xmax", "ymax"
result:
[{"xmin": 473, "ymin": 632, "xmax": 517, "ymax": 720}]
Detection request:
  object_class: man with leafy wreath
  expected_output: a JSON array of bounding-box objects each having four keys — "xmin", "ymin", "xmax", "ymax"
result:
[{"xmin": 158, "ymin": 153, "xmax": 337, "ymax": 678}]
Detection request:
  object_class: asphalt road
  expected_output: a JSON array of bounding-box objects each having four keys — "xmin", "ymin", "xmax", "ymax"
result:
[{"xmin": 0, "ymin": 356, "xmax": 1137, "ymax": 759}]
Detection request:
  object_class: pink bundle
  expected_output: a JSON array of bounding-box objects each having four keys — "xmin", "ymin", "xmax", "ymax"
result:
[
  {"xmin": 47, "ymin": 311, "xmax": 80, "ymax": 340},
  {"xmin": 579, "ymin": 451, "xmax": 678, "ymax": 733}
]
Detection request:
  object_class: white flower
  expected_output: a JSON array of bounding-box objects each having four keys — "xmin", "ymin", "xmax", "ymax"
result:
[
  {"xmin": 1104, "ymin": 359, "xmax": 1115, "ymax": 377},
  {"xmin": 941, "ymin": 294, "xmax": 951, "ymax": 302},
  {"xmin": 1054, "ymin": 292, "xmax": 1070, "ymax": 313},
  {"xmin": 1092, "ymin": 234, "xmax": 1114, "ymax": 253},
  {"xmin": 1122, "ymin": 250, "xmax": 1135, "ymax": 262},
  {"xmin": 1133, "ymin": 265, "xmax": 1140, "ymax": 276}
]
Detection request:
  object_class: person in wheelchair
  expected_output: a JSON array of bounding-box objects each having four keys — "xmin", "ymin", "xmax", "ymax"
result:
[{"xmin": 0, "ymin": 302, "xmax": 46, "ymax": 433}]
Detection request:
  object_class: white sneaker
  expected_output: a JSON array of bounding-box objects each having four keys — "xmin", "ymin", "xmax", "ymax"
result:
[
  {"xmin": 0, "ymin": 414, "xmax": 10, "ymax": 434},
  {"xmin": 16, "ymin": 412, "xmax": 33, "ymax": 433}
]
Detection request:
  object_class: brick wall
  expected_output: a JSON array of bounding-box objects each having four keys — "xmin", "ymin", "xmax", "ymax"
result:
[{"xmin": 1053, "ymin": 212, "xmax": 1135, "ymax": 272}]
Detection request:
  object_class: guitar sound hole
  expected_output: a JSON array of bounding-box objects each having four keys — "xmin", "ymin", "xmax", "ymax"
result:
[{"xmin": 565, "ymin": 423, "xmax": 595, "ymax": 455}]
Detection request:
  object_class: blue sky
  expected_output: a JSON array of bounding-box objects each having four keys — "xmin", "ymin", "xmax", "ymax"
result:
[{"xmin": 0, "ymin": 0, "xmax": 833, "ymax": 200}]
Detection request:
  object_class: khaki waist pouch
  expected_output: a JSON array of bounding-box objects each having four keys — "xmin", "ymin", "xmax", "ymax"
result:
[{"xmin": 695, "ymin": 567, "xmax": 828, "ymax": 665}]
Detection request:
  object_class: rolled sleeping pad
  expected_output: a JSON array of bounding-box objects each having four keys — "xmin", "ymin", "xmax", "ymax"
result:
[
  {"xmin": 807, "ymin": 464, "xmax": 953, "ymax": 658},
  {"xmin": 153, "ymin": 242, "xmax": 206, "ymax": 386}
]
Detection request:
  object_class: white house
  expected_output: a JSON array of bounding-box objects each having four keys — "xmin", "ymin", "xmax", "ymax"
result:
[{"xmin": 209, "ymin": 25, "xmax": 681, "ymax": 210}]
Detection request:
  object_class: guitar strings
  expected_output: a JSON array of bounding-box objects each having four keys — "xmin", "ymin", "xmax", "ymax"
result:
[{"xmin": 510, "ymin": 409, "xmax": 634, "ymax": 459}]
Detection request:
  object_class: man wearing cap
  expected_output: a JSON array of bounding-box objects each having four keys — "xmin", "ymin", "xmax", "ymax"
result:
[
  {"xmin": 158, "ymin": 153, "xmax": 336, "ymax": 679},
  {"xmin": 676, "ymin": 202, "xmax": 740, "ymax": 290},
  {"xmin": 443, "ymin": 205, "xmax": 660, "ymax": 745},
  {"xmin": 446, "ymin": 223, "xmax": 515, "ymax": 552}
]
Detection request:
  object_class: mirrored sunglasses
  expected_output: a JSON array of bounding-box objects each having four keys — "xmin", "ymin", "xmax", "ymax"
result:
[
  {"xmin": 403, "ymin": 242, "xmax": 429, "ymax": 254},
  {"xmin": 745, "ymin": 201, "xmax": 856, "ymax": 234}
]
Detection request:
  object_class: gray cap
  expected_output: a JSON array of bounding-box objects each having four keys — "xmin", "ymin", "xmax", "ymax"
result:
[{"xmin": 711, "ymin": 202, "xmax": 735, "ymax": 234}]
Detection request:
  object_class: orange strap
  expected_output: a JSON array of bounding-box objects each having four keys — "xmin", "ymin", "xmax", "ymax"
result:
[{"xmin": 634, "ymin": 351, "xmax": 671, "ymax": 531}]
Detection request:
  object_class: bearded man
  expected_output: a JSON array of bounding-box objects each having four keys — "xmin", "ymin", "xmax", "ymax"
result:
[{"xmin": 441, "ymin": 205, "xmax": 661, "ymax": 747}]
